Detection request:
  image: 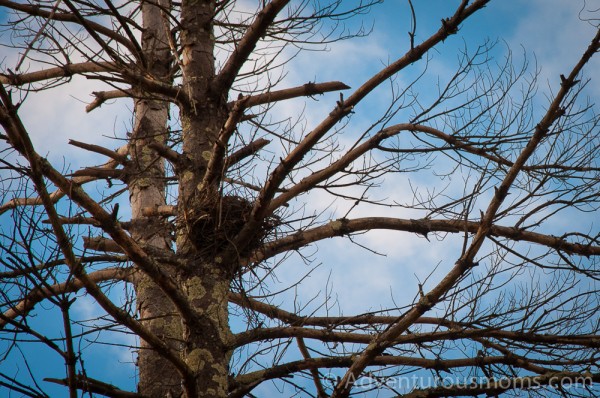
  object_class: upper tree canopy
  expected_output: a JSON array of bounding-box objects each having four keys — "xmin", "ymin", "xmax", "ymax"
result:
[{"xmin": 1, "ymin": 1, "xmax": 599, "ymax": 397}]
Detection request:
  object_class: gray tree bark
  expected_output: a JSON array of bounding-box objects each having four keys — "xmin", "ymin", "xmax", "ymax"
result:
[
  {"xmin": 129, "ymin": 1, "xmax": 183, "ymax": 396},
  {"xmin": 133, "ymin": 1, "xmax": 232, "ymax": 396}
]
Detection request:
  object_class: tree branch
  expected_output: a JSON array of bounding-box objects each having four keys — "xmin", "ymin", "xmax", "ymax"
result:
[
  {"xmin": 231, "ymin": 354, "xmax": 567, "ymax": 397},
  {"xmin": 0, "ymin": 145, "xmax": 128, "ymax": 216},
  {"xmin": 45, "ymin": 374, "xmax": 145, "ymax": 398},
  {"xmin": 0, "ymin": 84, "xmax": 201, "ymax": 344},
  {"xmin": 0, "ymin": 254, "xmax": 127, "ymax": 279},
  {"xmin": 226, "ymin": 0, "xmax": 494, "ymax": 266},
  {"xmin": 238, "ymin": 81, "xmax": 351, "ymax": 109},
  {"xmin": 213, "ymin": 0, "xmax": 291, "ymax": 94},
  {"xmin": 248, "ymin": 217, "xmax": 600, "ymax": 265},
  {"xmin": 199, "ymin": 96, "xmax": 249, "ymax": 192},
  {"xmin": 85, "ymin": 89, "xmax": 132, "ymax": 112},
  {"xmin": 225, "ymin": 138, "xmax": 270, "ymax": 168},
  {"xmin": 0, "ymin": 0, "xmax": 138, "ymax": 54},
  {"xmin": 233, "ymin": 324, "xmax": 600, "ymax": 351},
  {"xmin": 0, "ymin": 61, "xmax": 118, "ymax": 86},
  {"xmin": 0, "ymin": 267, "xmax": 134, "ymax": 329},
  {"xmin": 330, "ymin": 22, "xmax": 600, "ymax": 398},
  {"xmin": 83, "ymin": 236, "xmax": 125, "ymax": 253},
  {"xmin": 69, "ymin": 139, "xmax": 129, "ymax": 163}
]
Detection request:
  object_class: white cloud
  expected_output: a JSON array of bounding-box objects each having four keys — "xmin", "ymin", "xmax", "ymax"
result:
[
  {"xmin": 509, "ymin": 0, "xmax": 600, "ymax": 95},
  {"xmin": 16, "ymin": 75, "xmax": 131, "ymax": 167},
  {"xmin": 258, "ymin": 0, "xmax": 600, "ymax": 319},
  {"xmin": 72, "ymin": 292, "xmax": 138, "ymax": 381}
]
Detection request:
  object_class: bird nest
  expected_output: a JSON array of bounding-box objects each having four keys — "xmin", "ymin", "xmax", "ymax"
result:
[{"xmin": 181, "ymin": 193, "xmax": 275, "ymax": 258}]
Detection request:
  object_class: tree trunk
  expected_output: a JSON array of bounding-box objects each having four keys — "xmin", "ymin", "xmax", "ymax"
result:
[
  {"xmin": 177, "ymin": 1, "xmax": 232, "ymax": 396},
  {"xmin": 129, "ymin": 1, "xmax": 182, "ymax": 396},
  {"xmin": 132, "ymin": 0, "xmax": 232, "ymax": 396}
]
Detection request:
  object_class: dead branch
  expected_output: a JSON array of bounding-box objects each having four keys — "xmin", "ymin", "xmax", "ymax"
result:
[
  {"xmin": 141, "ymin": 205, "xmax": 177, "ymax": 217},
  {"xmin": 330, "ymin": 23, "xmax": 600, "ymax": 398},
  {"xmin": 239, "ymin": 81, "xmax": 351, "ymax": 109},
  {"xmin": 0, "ymin": 145, "xmax": 128, "ymax": 215},
  {"xmin": 248, "ymin": 217, "xmax": 600, "ymax": 265},
  {"xmin": 85, "ymin": 89, "xmax": 133, "ymax": 112},
  {"xmin": 0, "ymin": 0, "xmax": 137, "ymax": 54},
  {"xmin": 0, "ymin": 267, "xmax": 135, "ymax": 328},
  {"xmin": 213, "ymin": 0, "xmax": 291, "ymax": 93},
  {"xmin": 83, "ymin": 236, "xmax": 124, "ymax": 253},
  {"xmin": 69, "ymin": 139, "xmax": 129, "ymax": 163},
  {"xmin": 0, "ymin": 61, "xmax": 119, "ymax": 86}
]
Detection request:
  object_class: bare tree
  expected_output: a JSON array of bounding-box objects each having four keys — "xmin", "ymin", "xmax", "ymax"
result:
[{"xmin": 1, "ymin": 0, "xmax": 599, "ymax": 397}]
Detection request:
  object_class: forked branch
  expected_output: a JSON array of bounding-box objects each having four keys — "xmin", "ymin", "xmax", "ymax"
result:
[{"xmin": 330, "ymin": 24, "xmax": 600, "ymax": 398}]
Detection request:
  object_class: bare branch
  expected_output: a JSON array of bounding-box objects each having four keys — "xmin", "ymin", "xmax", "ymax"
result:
[
  {"xmin": 45, "ymin": 375, "xmax": 145, "ymax": 398},
  {"xmin": 0, "ymin": 145, "xmax": 128, "ymax": 215},
  {"xmin": 330, "ymin": 24, "xmax": 600, "ymax": 398},
  {"xmin": 0, "ymin": 61, "xmax": 118, "ymax": 86},
  {"xmin": 227, "ymin": 138, "xmax": 270, "ymax": 169},
  {"xmin": 213, "ymin": 0, "xmax": 291, "ymax": 94},
  {"xmin": 239, "ymin": 81, "xmax": 351, "ymax": 109},
  {"xmin": 69, "ymin": 139, "xmax": 129, "ymax": 163},
  {"xmin": 227, "ymin": 0, "xmax": 495, "ymax": 264},
  {"xmin": 249, "ymin": 217, "xmax": 600, "ymax": 265},
  {"xmin": 0, "ymin": 0, "xmax": 138, "ymax": 54},
  {"xmin": 141, "ymin": 205, "xmax": 177, "ymax": 217},
  {"xmin": 1, "ymin": 267, "xmax": 134, "ymax": 329},
  {"xmin": 86, "ymin": 88, "xmax": 133, "ymax": 112}
]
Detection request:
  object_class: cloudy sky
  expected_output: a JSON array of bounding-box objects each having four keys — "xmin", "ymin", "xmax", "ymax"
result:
[
  {"xmin": 1, "ymin": 0, "xmax": 599, "ymax": 396},
  {"xmin": 267, "ymin": 0, "xmax": 600, "ymax": 314}
]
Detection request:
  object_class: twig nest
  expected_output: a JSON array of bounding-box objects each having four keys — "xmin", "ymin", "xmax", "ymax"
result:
[{"xmin": 182, "ymin": 193, "xmax": 274, "ymax": 257}]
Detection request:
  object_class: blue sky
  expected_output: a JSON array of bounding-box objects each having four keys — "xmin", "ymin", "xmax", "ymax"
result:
[
  {"xmin": 268, "ymin": 0, "xmax": 599, "ymax": 311},
  {"xmin": 1, "ymin": 0, "xmax": 599, "ymax": 396}
]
